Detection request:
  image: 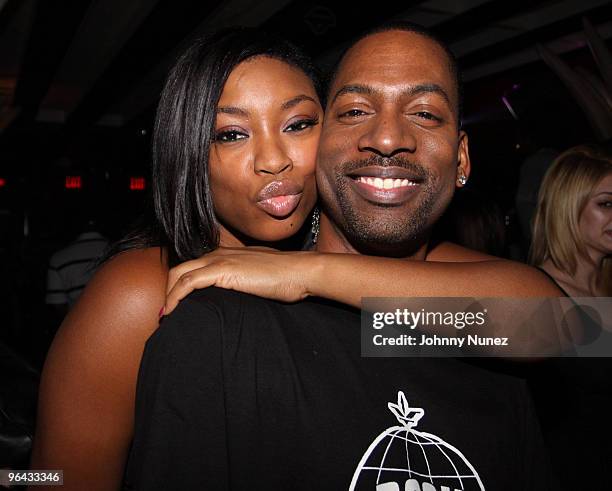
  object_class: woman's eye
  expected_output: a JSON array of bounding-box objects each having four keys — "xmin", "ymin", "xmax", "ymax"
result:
[
  {"xmin": 284, "ymin": 118, "xmax": 319, "ymax": 132},
  {"xmin": 214, "ymin": 130, "xmax": 248, "ymax": 143},
  {"xmin": 599, "ymin": 201, "xmax": 612, "ymax": 208},
  {"xmin": 338, "ymin": 109, "xmax": 367, "ymax": 118}
]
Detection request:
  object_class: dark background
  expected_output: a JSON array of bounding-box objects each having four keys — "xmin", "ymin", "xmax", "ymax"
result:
[{"xmin": 0, "ymin": 0, "xmax": 611, "ymax": 365}]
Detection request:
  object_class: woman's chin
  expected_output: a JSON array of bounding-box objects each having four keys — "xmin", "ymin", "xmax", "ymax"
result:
[
  {"xmin": 218, "ymin": 211, "xmax": 312, "ymax": 248},
  {"xmin": 252, "ymin": 226, "xmax": 303, "ymax": 243},
  {"xmin": 244, "ymin": 217, "xmax": 311, "ymax": 247}
]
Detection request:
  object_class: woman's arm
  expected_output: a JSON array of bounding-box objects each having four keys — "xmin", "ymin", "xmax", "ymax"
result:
[
  {"xmin": 302, "ymin": 251, "xmax": 562, "ymax": 304},
  {"xmin": 162, "ymin": 246, "xmax": 566, "ymax": 357},
  {"xmin": 162, "ymin": 245, "xmax": 561, "ymax": 315},
  {"xmin": 29, "ymin": 248, "xmax": 167, "ymax": 491}
]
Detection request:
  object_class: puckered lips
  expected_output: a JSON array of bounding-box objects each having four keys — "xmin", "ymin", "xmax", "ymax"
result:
[
  {"xmin": 256, "ymin": 179, "xmax": 303, "ymax": 218},
  {"xmin": 346, "ymin": 166, "xmax": 424, "ymax": 205}
]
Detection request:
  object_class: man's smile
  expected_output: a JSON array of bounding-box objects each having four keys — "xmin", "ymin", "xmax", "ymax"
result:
[
  {"xmin": 347, "ymin": 176, "xmax": 422, "ymax": 206},
  {"xmin": 345, "ymin": 165, "xmax": 424, "ymax": 205}
]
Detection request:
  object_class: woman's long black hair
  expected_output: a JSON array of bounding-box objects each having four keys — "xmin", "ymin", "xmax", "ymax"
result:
[{"xmin": 102, "ymin": 27, "xmax": 322, "ymax": 267}]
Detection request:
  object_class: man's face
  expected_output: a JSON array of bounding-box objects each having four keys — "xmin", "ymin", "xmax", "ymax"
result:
[{"xmin": 316, "ymin": 30, "xmax": 470, "ymax": 256}]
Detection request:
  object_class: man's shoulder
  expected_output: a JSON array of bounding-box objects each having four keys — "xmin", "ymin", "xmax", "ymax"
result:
[
  {"xmin": 154, "ymin": 289, "xmax": 275, "ymax": 341},
  {"xmin": 178, "ymin": 287, "xmax": 280, "ymax": 316},
  {"xmin": 155, "ymin": 289, "xmax": 358, "ymax": 348},
  {"xmin": 177, "ymin": 288, "xmax": 355, "ymax": 317},
  {"xmin": 157, "ymin": 288, "xmax": 234, "ymax": 326},
  {"xmin": 426, "ymin": 241, "xmax": 500, "ymax": 262}
]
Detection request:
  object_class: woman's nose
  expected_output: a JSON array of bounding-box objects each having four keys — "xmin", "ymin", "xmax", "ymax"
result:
[{"xmin": 254, "ymin": 137, "xmax": 293, "ymax": 175}]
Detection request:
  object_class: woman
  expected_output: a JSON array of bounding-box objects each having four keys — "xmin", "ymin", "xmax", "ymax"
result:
[
  {"xmin": 527, "ymin": 144, "xmax": 612, "ymax": 489},
  {"xmin": 530, "ymin": 144, "xmax": 612, "ymax": 296},
  {"xmin": 30, "ymin": 28, "xmax": 324, "ymax": 491},
  {"xmin": 31, "ymin": 27, "xmax": 557, "ymax": 490}
]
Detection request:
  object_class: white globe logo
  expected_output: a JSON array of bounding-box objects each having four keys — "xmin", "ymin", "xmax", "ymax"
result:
[{"xmin": 349, "ymin": 391, "xmax": 485, "ymax": 491}]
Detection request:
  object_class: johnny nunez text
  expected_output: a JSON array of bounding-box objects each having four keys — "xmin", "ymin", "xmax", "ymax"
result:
[{"xmin": 372, "ymin": 334, "xmax": 509, "ymax": 347}]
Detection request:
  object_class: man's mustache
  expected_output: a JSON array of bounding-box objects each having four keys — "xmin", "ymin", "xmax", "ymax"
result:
[{"xmin": 336, "ymin": 156, "xmax": 431, "ymax": 180}]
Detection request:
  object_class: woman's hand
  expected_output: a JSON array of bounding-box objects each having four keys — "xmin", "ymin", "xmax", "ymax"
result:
[{"xmin": 163, "ymin": 247, "xmax": 321, "ymax": 315}]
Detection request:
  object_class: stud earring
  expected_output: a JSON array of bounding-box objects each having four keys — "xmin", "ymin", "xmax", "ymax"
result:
[{"xmin": 457, "ymin": 173, "xmax": 467, "ymax": 186}]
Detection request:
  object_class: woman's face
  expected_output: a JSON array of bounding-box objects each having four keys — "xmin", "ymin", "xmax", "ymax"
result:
[
  {"xmin": 209, "ymin": 56, "xmax": 322, "ymax": 246},
  {"xmin": 579, "ymin": 172, "xmax": 612, "ymax": 258}
]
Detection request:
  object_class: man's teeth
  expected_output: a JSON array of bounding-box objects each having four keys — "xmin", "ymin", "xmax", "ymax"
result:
[{"xmin": 357, "ymin": 176, "xmax": 417, "ymax": 189}]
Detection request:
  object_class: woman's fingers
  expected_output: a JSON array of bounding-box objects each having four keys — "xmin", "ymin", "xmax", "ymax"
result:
[
  {"xmin": 167, "ymin": 258, "xmax": 210, "ymax": 295},
  {"xmin": 164, "ymin": 267, "xmax": 218, "ymax": 315},
  {"xmin": 163, "ymin": 248, "xmax": 308, "ymax": 316},
  {"xmin": 166, "ymin": 248, "xmax": 282, "ymax": 294}
]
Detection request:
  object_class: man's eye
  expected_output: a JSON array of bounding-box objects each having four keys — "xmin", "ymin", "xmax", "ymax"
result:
[
  {"xmin": 214, "ymin": 130, "xmax": 248, "ymax": 142},
  {"xmin": 284, "ymin": 118, "xmax": 319, "ymax": 132},
  {"xmin": 338, "ymin": 109, "xmax": 366, "ymax": 118},
  {"xmin": 414, "ymin": 111, "xmax": 442, "ymax": 122}
]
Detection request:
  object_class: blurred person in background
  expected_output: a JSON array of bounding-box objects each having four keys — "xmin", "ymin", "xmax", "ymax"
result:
[
  {"xmin": 530, "ymin": 143, "xmax": 612, "ymax": 296},
  {"xmin": 44, "ymin": 206, "xmax": 109, "ymax": 319},
  {"xmin": 528, "ymin": 142, "xmax": 612, "ymax": 490}
]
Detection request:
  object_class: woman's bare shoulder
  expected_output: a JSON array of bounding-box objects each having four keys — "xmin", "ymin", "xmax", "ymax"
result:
[
  {"xmin": 96, "ymin": 246, "xmax": 168, "ymax": 288},
  {"xmin": 71, "ymin": 246, "xmax": 169, "ymax": 332},
  {"xmin": 45, "ymin": 246, "xmax": 170, "ymax": 383}
]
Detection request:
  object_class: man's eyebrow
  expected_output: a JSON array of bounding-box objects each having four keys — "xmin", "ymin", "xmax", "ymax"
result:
[
  {"xmin": 281, "ymin": 94, "xmax": 317, "ymax": 110},
  {"xmin": 330, "ymin": 84, "xmax": 374, "ymax": 105},
  {"xmin": 217, "ymin": 106, "xmax": 249, "ymax": 117},
  {"xmin": 330, "ymin": 82, "xmax": 453, "ymax": 109},
  {"xmin": 404, "ymin": 83, "xmax": 451, "ymax": 106}
]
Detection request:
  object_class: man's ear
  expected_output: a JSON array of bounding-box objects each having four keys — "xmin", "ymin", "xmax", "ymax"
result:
[{"xmin": 456, "ymin": 130, "xmax": 471, "ymax": 188}]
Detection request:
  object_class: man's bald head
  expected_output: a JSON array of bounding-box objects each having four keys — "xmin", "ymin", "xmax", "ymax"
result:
[{"xmin": 328, "ymin": 21, "xmax": 462, "ymax": 124}]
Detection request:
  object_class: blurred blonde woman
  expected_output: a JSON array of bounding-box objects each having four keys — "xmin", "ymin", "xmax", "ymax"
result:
[
  {"xmin": 530, "ymin": 144, "xmax": 612, "ymax": 296},
  {"xmin": 528, "ymin": 144, "xmax": 612, "ymax": 490}
]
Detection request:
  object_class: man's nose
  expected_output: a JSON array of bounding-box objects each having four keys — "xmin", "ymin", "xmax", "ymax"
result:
[
  {"xmin": 253, "ymin": 136, "xmax": 293, "ymax": 175},
  {"xmin": 357, "ymin": 110, "xmax": 416, "ymax": 157}
]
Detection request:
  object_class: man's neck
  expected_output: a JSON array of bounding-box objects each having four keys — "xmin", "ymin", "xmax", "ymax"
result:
[{"xmin": 314, "ymin": 213, "xmax": 429, "ymax": 260}]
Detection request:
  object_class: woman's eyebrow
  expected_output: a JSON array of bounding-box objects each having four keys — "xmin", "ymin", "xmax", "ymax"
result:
[
  {"xmin": 281, "ymin": 94, "xmax": 317, "ymax": 110},
  {"xmin": 594, "ymin": 191, "xmax": 612, "ymax": 197},
  {"xmin": 217, "ymin": 95, "xmax": 317, "ymax": 116},
  {"xmin": 217, "ymin": 106, "xmax": 249, "ymax": 117}
]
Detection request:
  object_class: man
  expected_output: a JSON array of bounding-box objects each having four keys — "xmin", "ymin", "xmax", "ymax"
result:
[{"xmin": 125, "ymin": 24, "xmax": 554, "ymax": 490}]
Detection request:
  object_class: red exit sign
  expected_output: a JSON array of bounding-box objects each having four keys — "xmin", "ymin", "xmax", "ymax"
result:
[
  {"xmin": 65, "ymin": 176, "xmax": 81, "ymax": 189},
  {"xmin": 130, "ymin": 177, "xmax": 146, "ymax": 191}
]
